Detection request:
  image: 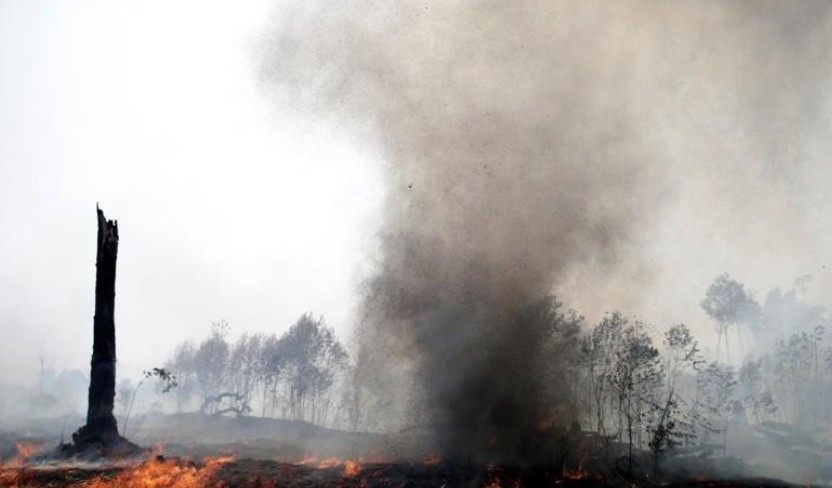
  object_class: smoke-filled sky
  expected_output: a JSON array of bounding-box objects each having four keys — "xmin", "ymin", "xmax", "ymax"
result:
[
  {"xmin": 0, "ymin": 0, "xmax": 384, "ymax": 383},
  {"xmin": 2, "ymin": 0, "xmax": 832, "ymax": 390},
  {"xmin": 259, "ymin": 0, "xmax": 832, "ymax": 452}
]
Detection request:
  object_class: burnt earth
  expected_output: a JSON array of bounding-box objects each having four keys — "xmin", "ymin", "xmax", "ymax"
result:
[
  {"xmin": 56, "ymin": 434, "xmax": 145, "ymax": 460},
  {"xmin": 214, "ymin": 460, "xmax": 607, "ymax": 487},
  {"xmin": 0, "ymin": 458, "xmax": 801, "ymax": 488}
]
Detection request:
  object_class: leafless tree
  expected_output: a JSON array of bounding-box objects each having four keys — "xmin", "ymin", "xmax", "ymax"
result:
[
  {"xmin": 580, "ymin": 312, "xmax": 626, "ymax": 448},
  {"xmin": 647, "ymin": 324, "xmax": 699, "ymax": 474},
  {"xmin": 192, "ymin": 321, "xmax": 231, "ymax": 411},
  {"xmin": 608, "ymin": 320, "xmax": 661, "ymax": 476},
  {"xmin": 697, "ymin": 362, "xmax": 737, "ymax": 457},
  {"xmin": 279, "ymin": 314, "xmax": 349, "ymax": 424}
]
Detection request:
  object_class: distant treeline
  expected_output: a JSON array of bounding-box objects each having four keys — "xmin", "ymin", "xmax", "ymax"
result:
[
  {"xmin": 165, "ymin": 314, "xmax": 349, "ymax": 427},
  {"xmin": 152, "ymin": 273, "xmax": 832, "ymax": 469}
]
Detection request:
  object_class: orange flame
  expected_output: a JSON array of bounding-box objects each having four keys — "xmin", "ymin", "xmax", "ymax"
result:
[
  {"xmin": 314, "ymin": 457, "xmax": 343, "ymax": 469},
  {"xmin": 82, "ymin": 455, "xmax": 235, "ymax": 488},
  {"xmin": 0, "ymin": 443, "xmax": 40, "ymax": 486},
  {"xmin": 563, "ymin": 468, "xmax": 587, "ymax": 480},
  {"xmin": 2, "ymin": 442, "xmax": 42, "ymax": 469},
  {"xmin": 297, "ymin": 456, "xmax": 363, "ymax": 477},
  {"xmin": 14, "ymin": 443, "xmax": 40, "ymax": 460},
  {"xmin": 343, "ymin": 460, "xmax": 360, "ymax": 477}
]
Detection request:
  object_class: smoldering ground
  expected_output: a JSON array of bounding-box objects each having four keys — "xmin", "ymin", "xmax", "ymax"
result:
[{"xmin": 259, "ymin": 0, "xmax": 832, "ymax": 464}]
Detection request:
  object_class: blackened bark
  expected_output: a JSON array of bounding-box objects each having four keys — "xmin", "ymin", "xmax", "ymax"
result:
[{"xmin": 74, "ymin": 206, "xmax": 120, "ymax": 445}]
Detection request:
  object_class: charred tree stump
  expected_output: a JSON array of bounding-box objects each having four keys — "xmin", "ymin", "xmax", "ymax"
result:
[{"xmin": 65, "ymin": 206, "xmax": 140, "ymax": 457}]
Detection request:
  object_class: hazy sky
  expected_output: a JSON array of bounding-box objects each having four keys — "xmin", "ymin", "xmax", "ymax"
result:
[
  {"xmin": 2, "ymin": 1, "xmax": 831, "ymax": 386},
  {"xmin": 0, "ymin": 0, "xmax": 384, "ymax": 382}
]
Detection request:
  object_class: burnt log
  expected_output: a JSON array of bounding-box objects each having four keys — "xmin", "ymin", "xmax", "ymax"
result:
[{"xmin": 66, "ymin": 206, "xmax": 139, "ymax": 456}]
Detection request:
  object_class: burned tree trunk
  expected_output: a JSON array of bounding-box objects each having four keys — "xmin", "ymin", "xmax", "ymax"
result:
[{"xmin": 69, "ymin": 206, "xmax": 132, "ymax": 453}]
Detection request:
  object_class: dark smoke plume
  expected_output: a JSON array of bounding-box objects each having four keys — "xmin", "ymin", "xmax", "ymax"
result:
[{"xmin": 260, "ymin": 1, "xmax": 832, "ymax": 463}]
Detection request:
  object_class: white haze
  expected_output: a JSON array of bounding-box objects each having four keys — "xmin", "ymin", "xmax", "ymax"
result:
[
  {"xmin": 0, "ymin": 0, "xmax": 384, "ymax": 384},
  {"xmin": 258, "ymin": 0, "xmax": 832, "ymax": 457},
  {"xmin": 1, "ymin": 0, "xmax": 831, "ymax": 399}
]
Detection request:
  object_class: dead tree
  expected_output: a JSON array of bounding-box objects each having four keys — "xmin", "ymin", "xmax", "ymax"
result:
[{"xmin": 71, "ymin": 206, "xmax": 124, "ymax": 449}]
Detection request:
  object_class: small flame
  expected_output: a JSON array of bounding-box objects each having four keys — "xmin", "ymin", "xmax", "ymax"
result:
[
  {"xmin": 296, "ymin": 455, "xmax": 318, "ymax": 465},
  {"xmin": 484, "ymin": 477, "xmax": 520, "ymax": 488},
  {"xmin": 297, "ymin": 456, "xmax": 362, "ymax": 477},
  {"xmin": 563, "ymin": 469, "xmax": 587, "ymax": 480},
  {"xmin": 314, "ymin": 457, "xmax": 343, "ymax": 469},
  {"xmin": 11, "ymin": 442, "xmax": 43, "ymax": 466},
  {"xmin": 1, "ymin": 442, "xmax": 42, "ymax": 469},
  {"xmin": 343, "ymin": 460, "xmax": 360, "ymax": 477},
  {"xmin": 485, "ymin": 478, "xmax": 503, "ymax": 488},
  {"xmin": 14, "ymin": 443, "xmax": 41, "ymax": 460},
  {"xmin": 0, "ymin": 444, "xmax": 40, "ymax": 487}
]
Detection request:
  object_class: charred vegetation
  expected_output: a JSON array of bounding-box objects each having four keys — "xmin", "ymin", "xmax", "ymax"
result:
[{"xmin": 59, "ymin": 207, "xmax": 141, "ymax": 459}]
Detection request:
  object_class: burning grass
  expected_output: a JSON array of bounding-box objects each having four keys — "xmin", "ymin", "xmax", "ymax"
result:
[
  {"xmin": 0, "ymin": 441, "xmax": 800, "ymax": 487},
  {"xmin": 0, "ymin": 441, "xmax": 231, "ymax": 488},
  {"xmin": 1, "ymin": 458, "xmax": 802, "ymax": 487},
  {"xmin": 82, "ymin": 455, "xmax": 235, "ymax": 487},
  {"xmin": 0, "ymin": 443, "xmax": 611, "ymax": 488}
]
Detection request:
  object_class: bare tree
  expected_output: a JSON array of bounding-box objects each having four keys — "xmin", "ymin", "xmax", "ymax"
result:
[
  {"xmin": 339, "ymin": 363, "xmax": 365, "ymax": 431},
  {"xmin": 647, "ymin": 324, "xmax": 699, "ymax": 474},
  {"xmin": 165, "ymin": 341, "xmax": 198, "ymax": 413},
  {"xmin": 279, "ymin": 314, "xmax": 348, "ymax": 424},
  {"xmin": 697, "ymin": 362, "xmax": 737, "ymax": 457},
  {"xmin": 608, "ymin": 320, "xmax": 661, "ymax": 476},
  {"xmin": 192, "ymin": 321, "xmax": 231, "ymax": 411},
  {"xmin": 580, "ymin": 312, "xmax": 626, "ymax": 449},
  {"xmin": 258, "ymin": 332, "xmax": 284, "ymax": 417},
  {"xmin": 228, "ymin": 332, "xmax": 263, "ymax": 415},
  {"xmin": 772, "ymin": 331, "xmax": 815, "ymax": 426}
]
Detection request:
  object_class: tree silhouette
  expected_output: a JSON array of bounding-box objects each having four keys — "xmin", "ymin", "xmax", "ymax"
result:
[{"xmin": 700, "ymin": 274, "xmax": 760, "ymax": 363}]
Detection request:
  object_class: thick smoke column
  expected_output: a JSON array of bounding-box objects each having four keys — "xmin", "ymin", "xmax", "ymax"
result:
[{"xmin": 261, "ymin": 1, "xmax": 832, "ymax": 463}]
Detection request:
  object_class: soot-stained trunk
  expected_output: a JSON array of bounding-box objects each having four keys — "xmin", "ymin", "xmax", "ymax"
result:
[{"xmin": 80, "ymin": 206, "xmax": 120, "ymax": 442}]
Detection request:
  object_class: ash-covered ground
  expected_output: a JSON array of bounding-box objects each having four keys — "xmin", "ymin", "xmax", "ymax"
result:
[{"xmin": 0, "ymin": 412, "xmax": 825, "ymax": 487}]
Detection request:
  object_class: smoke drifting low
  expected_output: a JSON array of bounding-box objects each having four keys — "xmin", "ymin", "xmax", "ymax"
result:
[{"xmin": 260, "ymin": 1, "xmax": 832, "ymax": 463}]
